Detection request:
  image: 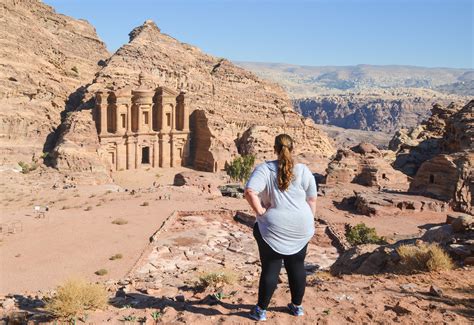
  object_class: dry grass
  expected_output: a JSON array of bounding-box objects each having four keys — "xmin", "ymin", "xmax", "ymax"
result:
[
  {"xmin": 109, "ymin": 253, "xmax": 123, "ymax": 261},
  {"xmin": 197, "ymin": 269, "xmax": 237, "ymax": 289},
  {"xmin": 111, "ymin": 218, "xmax": 128, "ymax": 225},
  {"xmin": 44, "ymin": 279, "xmax": 108, "ymax": 320},
  {"xmin": 94, "ymin": 269, "xmax": 108, "ymax": 276},
  {"xmin": 307, "ymin": 270, "xmax": 338, "ymax": 286},
  {"xmin": 396, "ymin": 243, "xmax": 454, "ymax": 273}
]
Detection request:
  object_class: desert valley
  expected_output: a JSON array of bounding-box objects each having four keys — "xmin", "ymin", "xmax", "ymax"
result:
[{"xmin": 0, "ymin": 0, "xmax": 473, "ymax": 324}]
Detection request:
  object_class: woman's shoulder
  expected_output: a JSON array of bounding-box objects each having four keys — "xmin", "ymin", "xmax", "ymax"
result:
[{"xmin": 294, "ymin": 162, "xmax": 310, "ymax": 171}]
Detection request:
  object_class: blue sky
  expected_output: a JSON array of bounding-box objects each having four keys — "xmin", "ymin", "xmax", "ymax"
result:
[{"xmin": 45, "ymin": 0, "xmax": 473, "ymax": 69}]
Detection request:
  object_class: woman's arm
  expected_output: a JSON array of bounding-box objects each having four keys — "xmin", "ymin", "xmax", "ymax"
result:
[
  {"xmin": 244, "ymin": 188, "xmax": 266, "ymax": 216},
  {"xmin": 306, "ymin": 196, "xmax": 317, "ymax": 217}
]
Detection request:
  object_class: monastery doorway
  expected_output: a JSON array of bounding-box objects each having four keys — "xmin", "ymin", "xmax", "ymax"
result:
[{"xmin": 142, "ymin": 147, "xmax": 150, "ymax": 164}]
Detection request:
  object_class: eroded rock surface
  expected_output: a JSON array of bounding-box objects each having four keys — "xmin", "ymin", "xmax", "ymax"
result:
[
  {"xmin": 399, "ymin": 100, "xmax": 474, "ymax": 213},
  {"xmin": 326, "ymin": 143, "xmax": 409, "ymax": 190},
  {"xmin": 52, "ymin": 20, "xmax": 335, "ymax": 174},
  {"xmin": 0, "ymin": 0, "xmax": 108, "ymax": 164}
]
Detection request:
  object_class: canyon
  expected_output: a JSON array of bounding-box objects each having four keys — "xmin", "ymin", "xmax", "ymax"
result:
[{"xmin": 238, "ymin": 62, "xmax": 472, "ymax": 141}]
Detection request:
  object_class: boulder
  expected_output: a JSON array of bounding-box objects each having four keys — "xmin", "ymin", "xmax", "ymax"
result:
[
  {"xmin": 421, "ymin": 225, "xmax": 453, "ymax": 244},
  {"xmin": 330, "ymin": 244, "xmax": 396, "ymax": 275},
  {"xmin": 452, "ymin": 215, "xmax": 473, "ymax": 233},
  {"xmin": 173, "ymin": 172, "xmax": 221, "ymax": 196}
]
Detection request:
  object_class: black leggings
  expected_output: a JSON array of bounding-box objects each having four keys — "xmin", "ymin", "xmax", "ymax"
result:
[{"xmin": 253, "ymin": 223, "xmax": 308, "ymax": 310}]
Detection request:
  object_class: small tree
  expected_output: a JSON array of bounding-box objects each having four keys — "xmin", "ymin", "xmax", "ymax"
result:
[{"xmin": 225, "ymin": 154, "xmax": 255, "ymax": 183}]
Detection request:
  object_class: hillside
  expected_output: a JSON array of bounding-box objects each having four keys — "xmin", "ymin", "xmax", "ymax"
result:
[
  {"xmin": 0, "ymin": 0, "xmax": 109, "ymax": 164},
  {"xmin": 53, "ymin": 20, "xmax": 335, "ymax": 175}
]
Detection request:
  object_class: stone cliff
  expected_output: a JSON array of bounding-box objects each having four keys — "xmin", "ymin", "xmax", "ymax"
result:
[
  {"xmin": 0, "ymin": 0, "xmax": 109, "ymax": 164},
  {"xmin": 391, "ymin": 100, "xmax": 474, "ymax": 214},
  {"xmin": 53, "ymin": 20, "xmax": 335, "ymax": 173},
  {"xmin": 294, "ymin": 93, "xmax": 462, "ymax": 133}
]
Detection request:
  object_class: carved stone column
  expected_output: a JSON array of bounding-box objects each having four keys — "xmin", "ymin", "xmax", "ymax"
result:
[
  {"xmin": 96, "ymin": 91, "xmax": 108, "ymax": 136},
  {"xmin": 126, "ymin": 104, "xmax": 132, "ymax": 134},
  {"xmin": 126, "ymin": 139, "xmax": 134, "ymax": 170},
  {"xmin": 115, "ymin": 105, "xmax": 122, "ymax": 135},
  {"xmin": 135, "ymin": 141, "xmax": 139, "ymax": 169},
  {"xmin": 152, "ymin": 140, "xmax": 158, "ymax": 167},
  {"xmin": 115, "ymin": 142, "xmax": 121, "ymax": 171}
]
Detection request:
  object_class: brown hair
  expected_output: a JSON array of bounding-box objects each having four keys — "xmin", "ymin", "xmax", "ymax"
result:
[{"xmin": 274, "ymin": 134, "xmax": 294, "ymax": 191}]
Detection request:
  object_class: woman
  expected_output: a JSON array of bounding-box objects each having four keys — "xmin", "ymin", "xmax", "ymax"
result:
[{"xmin": 245, "ymin": 134, "xmax": 317, "ymax": 321}]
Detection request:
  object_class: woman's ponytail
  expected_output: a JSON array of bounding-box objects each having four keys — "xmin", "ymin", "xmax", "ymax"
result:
[{"xmin": 275, "ymin": 134, "xmax": 294, "ymax": 191}]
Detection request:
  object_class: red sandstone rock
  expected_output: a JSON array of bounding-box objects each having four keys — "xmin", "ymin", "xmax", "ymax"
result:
[
  {"xmin": 52, "ymin": 20, "xmax": 335, "ymax": 175},
  {"xmin": 326, "ymin": 143, "xmax": 409, "ymax": 190},
  {"xmin": 0, "ymin": 0, "xmax": 108, "ymax": 164}
]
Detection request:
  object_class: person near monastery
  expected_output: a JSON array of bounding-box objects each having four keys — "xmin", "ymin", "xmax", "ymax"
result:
[{"xmin": 245, "ymin": 134, "xmax": 317, "ymax": 321}]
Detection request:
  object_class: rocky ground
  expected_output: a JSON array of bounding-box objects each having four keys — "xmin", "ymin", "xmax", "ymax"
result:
[{"xmin": 0, "ymin": 163, "xmax": 472, "ymax": 324}]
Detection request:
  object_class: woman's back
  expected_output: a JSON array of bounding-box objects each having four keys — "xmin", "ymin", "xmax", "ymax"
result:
[{"xmin": 246, "ymin": 160, "xmax": 317, "ymax": 255}]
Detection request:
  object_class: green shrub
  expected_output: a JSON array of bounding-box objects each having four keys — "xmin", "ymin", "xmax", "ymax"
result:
[
  {"xmin": 346, "ymin": 223, "xmax": 385, "ymax": 246},
  {"xmin": 44, "ymin": 279, "xmax": 107, "ymax": 320},
  {"xmin": 224, "ymin": 155, "xmax": 255, "ymax": 183},
  {"xmin": 396, "ymin": 243, "xmax": 454, "ymax": 273}
]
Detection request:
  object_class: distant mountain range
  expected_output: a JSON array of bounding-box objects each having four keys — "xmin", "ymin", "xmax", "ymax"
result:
[
  {"xmin": 236, "ymin": 62, "xmax": 472, "ymax": 138},
  {"xmin": 236, "ymin": 62, "xmax": 474, "ymax": 97}
]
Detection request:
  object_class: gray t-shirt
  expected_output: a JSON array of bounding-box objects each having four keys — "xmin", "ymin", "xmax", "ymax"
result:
[{"xmin": 245, "ymin": 160, "xmax": 317, "ymax": 255}]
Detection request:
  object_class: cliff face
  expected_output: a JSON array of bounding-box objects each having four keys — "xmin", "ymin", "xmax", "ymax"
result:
[
  {"xmin": 294, "ymin": 94, "xmax": 461, "ymax": 133},
  {"xmin": 0, "ymin": 0, "xmax": 109, "ymax": 164},
  {"xmin": 54, "ymin": 20, "xmax": 335, "ymax": 172},
  {"xmin": 238, "ymin": 62, "xmax": 471, "ymax": 134},
  {"xmin": 393, "ymin": 100, "xmax": 474, "ymax": 214}
]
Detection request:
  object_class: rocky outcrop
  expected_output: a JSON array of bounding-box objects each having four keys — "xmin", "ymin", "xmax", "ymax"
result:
[
  {"xmin": 444, "ymin": 100, "xmax": 474, "ymax": 152},
  {"xmin": 332, "ymin": 215, "xmax": 473, "ymax": 275},
  {"xmin": 390, "ymin": 102, "xmax": 465, "ymax": 175},
  {"xmin": 0, "ymin": 0, "xmax": 109, "ymax": 164},
  {"xmin": 330, "ymin": 244, "xmax": 397, "ymax": 275},
  {"xmin": 396, "ymin": 100, "xmax": 474, "ymax": 213},
  {"xmin": 350, "ymin": 191, "xmax": 448, "ymax": 216},
  {"xmin": 173, "ymin": 171, "xmax": 221, "ymax": 196},
  {"xmin": 326, "ymin": 143, "xmax": 409, "ymax": 190},
  {"xmin": 52, "ymin": 20, "xmax": 335, "ymax": 173},
  {"xmin": 409, "ymin": 152, "xmax": 473, "ymax": 214},
  {"xmin": 51, "ymin": 110, "xmax": 111, "ymax": 184}
]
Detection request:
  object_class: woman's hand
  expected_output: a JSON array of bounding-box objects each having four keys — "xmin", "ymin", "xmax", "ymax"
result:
[{"xmin": 244, "ymin": 188, "xmax": 267, "ymax": 217}]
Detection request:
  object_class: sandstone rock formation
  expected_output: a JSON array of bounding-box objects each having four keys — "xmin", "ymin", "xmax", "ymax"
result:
[
  {"xmin": 395, "ymin": 100, "xmax": 474, "ymax": 214},
  {"xmin": 0, "ymin": 0, "xmax": 109, "ymax": 164},
  {"xmin": 326, "ymin": 143, "xmax": 409, "ymax": 190},
  {"xmin": 390, "ymin": 102, "xmax": 464, "ymax": 175},
  {"xmin": 52, "ymin": 20, "xmax": 335, "ymax": 174},
  {"xmin": 51, "ymin": 110, "xmax": 112, "ymax": 184},
  {"xmin": 409, "ymin": 152, "xmax": 473, "ymax": 213}
]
